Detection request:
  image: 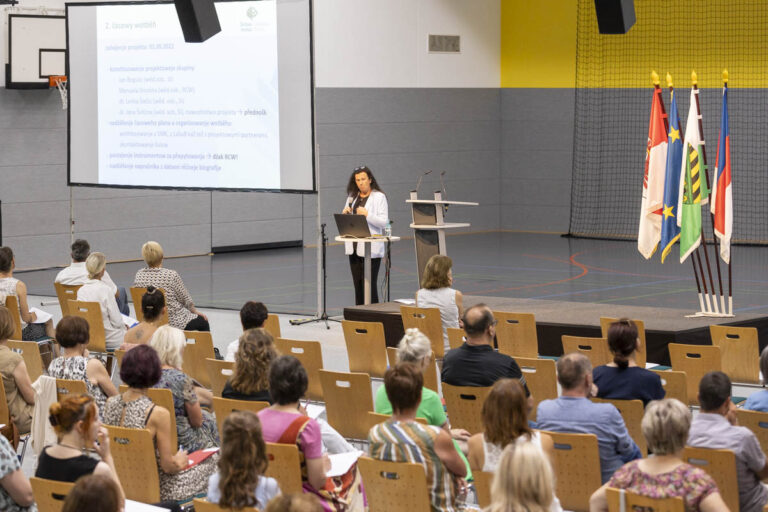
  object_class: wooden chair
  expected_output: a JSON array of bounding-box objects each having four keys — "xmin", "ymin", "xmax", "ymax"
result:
[
  {"xmin": 400, "ymin": 305, "xmax": 445, "ymax": 359},
  {"xmin": 605, "ymin": 487, "xmax": 684, "ymax": 512},
  {"xmin": 386, "ymin": 346, "xmax": 439, "ymax": 393},
  {"xmin": 274, "ymin": 338, "xmax": 324, "ymax": 401},
  {"xmin": 545, "ymin": 431, "xmax": 602, "ymax": 512},
  {"xmin": 182, "ymin": 330, "xmax": 215, "ymax": 388},
  {"xmin": 0, "ymin": 378, "xmax": 11, "ymax": 432},
  {"xmin": 682, "ymin": 446, "xmax": 739, "ymax": 512},
  {"xmin": 441, "ymin": 383, "xmax": 492, "ymax": 434},
  {"xmin": 342, "ymin": 320, "xmax": 388, "ymax": 378},
  {"xmin": 129, "ymin": 287, "xmax": 169, "ymax": 324},
  {"xmin": 30, "ymin": 477, "xmax": 73, "ymax": 512},
  {"xmin": 357, "ymin": 456, "xmax": 431, "ymax": 511},
  {"xmin": 473, "ymin": 470, "xmax": 493, "ymax": 509},
  {"xmin": 193, "ymin": 498, "xmax": 259, "ymax": 512},
  {"xmin": 710, "ymin": 325, "xmax": 760, "ymax": 384},
  {"xmin": 4, "ymin": 295, "xmax": 23, "ymax": 340},
  {"xmin": 735, "ymin": 409, "xmax": 768, "ymax": 457},
  {"xmin": 67, "ymin": 300, "xmax": 108, "ymax": 354},
  {"xmin": 668, "ymin": 344, "xmax": 721, "ymax": 406},
  {"xmin": 592, "ymin": 398, "xmax": 647, "ymax": 456},
  {"xmin": 53, "ymin": 283, "xmax": 82, "ymax": 317},
  {"xmin": 515, "ymin": 357, "xmax": 557, "ymax": 422},
  {"xmin": 599, "ymin": 317, "xmax": 647, "ymax": 367},
  {"xmin": 650, "ymin": 369, "xmax": 688, "ymax": 405},
  {"xmin": 206, "ymin": 358, "xmax": 235, "ymax": 397},
  {"xmin": 265, "ymin": 442, "xmax": 303, "ymax": 494},
  {"xmin": 318, "ymin": 369, "xmax": 373, "ymax": 440},
  {"xmin": 446, "ymin": 327, "xmax": 465, "ymax": 350},
  {"xmin": 55, "ymin": 378, "xmax": 87, "ymax": 402},
  {"xmin": 494, "ymin": 311, "xmax": 538, "ymax": 358},
  {"xmin": 114, "ymin": 349, "xmax": 127, "ymax": 369},
  {"xmin": 104, "ymin": 425, "xmax": 161, "ymax": 503},
  {"xmin": 264, "ymin": 314, "xmax": 281, "ymax": 339},
  {"xmin": 212, "ymin": 397, "xmax": 269, "ymax": 436},
  {"xmin": 561, "ymin": 335, "xmax": 611, "ymax": 367},
  {"xmin": 7, "ymin": 339, "xmax": 44, "ymax": 382}
]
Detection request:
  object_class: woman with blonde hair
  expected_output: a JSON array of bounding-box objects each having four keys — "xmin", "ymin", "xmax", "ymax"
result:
[
  {"xmin": 489, "ymin": 442, "xmax": 555, "ymax": 512},
  {"xmin": 76, "ymin": 252, "xmax": 125, "ymax": 350},
  {"xmin": 416, "ymin": 254, "xmax": 463, "ymax": 352},
  {"xmin": 0, "ymin": 306, "xmax": 34, "ymax": 434},
  {"xmin": 222, "ymin": 328, "xmax": 276, "ymax": 403}
]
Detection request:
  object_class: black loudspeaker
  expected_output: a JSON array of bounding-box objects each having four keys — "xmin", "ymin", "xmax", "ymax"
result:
[
  {"xmin": 174, "ymin": 0, "xmax": 221, "ymax": 43},
  {"xmin": 594, "ymin": 0, "xmax": 636, "ymax": 34}
]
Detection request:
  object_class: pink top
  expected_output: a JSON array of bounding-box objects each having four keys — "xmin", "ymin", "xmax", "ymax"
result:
[{"xmin": 257, "ymin": 409, "xmax": 323, "ymax": 459}]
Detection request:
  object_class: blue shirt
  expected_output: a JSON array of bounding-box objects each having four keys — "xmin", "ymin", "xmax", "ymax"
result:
[
  {"xmin": 536, "ymin": 396, "xmax": 640, "ymax": 483},
  {"xmin": 592, "ymin": 365, "xmax": 665, "ymax": 406},
  {"xmin": 207, "ymin": 472, "xmax": 280, "ymax": 509},
  {"xmin": 744, "ymin": 390, "xmax": 768, "ymax": 413}
]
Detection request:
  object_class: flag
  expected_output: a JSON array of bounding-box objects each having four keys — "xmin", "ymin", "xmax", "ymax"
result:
[
  {"xmin": 677, "ymin": 88, "xmax": 708, "ymax": 227},
  {"xmin": 638, "ymin": 86, "xmax": 668, "ymax": 259},
  {"xmin": 660, "ymin": 90, "xmax": 683, "ymax": 263},
  {"xmin": 712, "ymin": 85, "xmax": 732, "ymax": 263},
  {"xmin": 680, "ymin": 142, "xmax": 707, "ymax": 262}
]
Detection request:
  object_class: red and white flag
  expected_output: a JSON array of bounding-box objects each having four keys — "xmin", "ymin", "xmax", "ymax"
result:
[
  {"xmin": 638, "ymin": 86, "xmax": 668, "ymax": 259},
  {"xmin": 711, "ymin": 85, "xmax": 732, "ymax": 264}
]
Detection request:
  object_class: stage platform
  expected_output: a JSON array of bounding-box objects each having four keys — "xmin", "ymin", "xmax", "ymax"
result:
[{"xmin": 344, "ymin": 295, "xmax": 768, "ymax": 365}]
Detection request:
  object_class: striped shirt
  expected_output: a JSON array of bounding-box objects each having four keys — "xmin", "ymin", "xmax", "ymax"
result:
[{"xmin": 368, "ymin": 420, "xmax": 458, "ymax": 512}]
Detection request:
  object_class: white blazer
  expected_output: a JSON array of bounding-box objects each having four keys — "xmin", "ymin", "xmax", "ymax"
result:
[{"xmin": 342, "ymin": 190, "xmax": 389, "ymax": 258}]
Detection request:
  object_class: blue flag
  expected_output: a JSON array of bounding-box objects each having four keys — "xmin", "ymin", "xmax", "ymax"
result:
[{"xmin": 660, "ymin": 90, "xmax": 683, "ymax": 262}]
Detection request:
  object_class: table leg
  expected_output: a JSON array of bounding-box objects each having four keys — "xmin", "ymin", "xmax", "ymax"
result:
[{"xmin": 364, "ymin": 243, "xmax": 371, "ymax": 305}]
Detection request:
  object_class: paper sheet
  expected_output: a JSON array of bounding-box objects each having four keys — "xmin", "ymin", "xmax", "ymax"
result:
[
  {"xmin": 29, "ymin": 307, "xmax": 52, "ymax": 324},
  {"xmin": 326, "ymin": 450, "xmax": 364, "ymax": 478},
  {"xmin": 394, "ymin": 298, "xmax": 415, "ymax": 305},
  {"xmin": 122, "ymin": 314, "xmax": 139, "ymax": 328},
  {"xmin": 305, "ymin": 403, "xmax": 325, "ymax": 420}
]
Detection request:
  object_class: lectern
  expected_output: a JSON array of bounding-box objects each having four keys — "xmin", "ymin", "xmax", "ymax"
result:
[{"xmin": 407, "ymin": 191, "xmax": 478, "ymax": 284}]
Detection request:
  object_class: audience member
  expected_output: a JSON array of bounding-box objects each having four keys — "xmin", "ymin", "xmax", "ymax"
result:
[
  {"xmin": 103, "ymin": 345, "xmax": 217, "ymax": 503},
  {"xmin": 259, "ymin": 356, "xmax": 364, "ymax": 509},
  {"xmin": 536, "ymin": 352, "xmax": 640, "ymax": 483},
  {"xmin": 592, "ymin": 319, "xmax": 664, "ymax": 405},
  {"xmin": 207, "ymin": 411, "xmax": 280, "ymax": 509},
  {"xmin": 688, "ymin": 371, "xmax": 768, "ymax": 512},
  {"xmin": 62, "ymin": 473, "xmax": 122, "ymax": 512},
  {"xmin": 0, "ymin": 306, "xmax": 34, "ymax": 434},
  {"xmin": 0, "ymin": 246, "xmax": 55, "ymax": 340},
  {"xmin": 222, "ymin": 328, "xmax": 276, "ymax": 403},
  {"xmin": 122, "ymin": 285, "xmax": 167, "ymax": 349},
  {"xmin": 134, "ymin": 241, "xmax": 210, "ymax": 331},
  {"xmin": 0, "ymin": 434, "xmax": 35, "ymax": 512},
  {"xmin": 48, "ymin": 316, "xmax": 117, "ymax": 417},
  {"xmin": 55, "ymin": 239, "xmax": 129, "ymax": 315},
  {"xmin": 416, "ymin": 255, "xmax": 463, "ymax": 353},
  {"xmin": 76, "ymin": 252, "xmax": 125, "ymax": 350},
  {"xmin": 590, "ymin": 398, "xmax": 727, "ymax": 512},
  {"xmin": 265, "ymin": 494, "xmax": 323, "ymax": 512},
  {"xmin": 488, "ymin": 442, "xmax": 556, "ymax": 512},
  {"xmin": 225, "ymin": 301, "xmax": 269, "ymax": 361},
  {"xmin": 150, "ymin": 325, "xmax": 218, "ymax": 451},
  {"xmin": 744, "ymin": 346, "xmax": 768, "ymax": 412}
]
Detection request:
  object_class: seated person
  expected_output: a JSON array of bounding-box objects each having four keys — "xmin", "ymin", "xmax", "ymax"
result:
[
  {"xmin": 0, "ymin": 246, "xmax": 55, "ymax": 340},
  {"xmin": 0, "ymin": 434, "xmax": 35, "ymax": 512},
  {"xmin": 48, "ymin": 316, "xmax": 117, "ymax": 417},
  {"xmin": 536, "ymin": 352, "xmax": 641, "ymax": 483},
  {"xmin": 591, "ymin": 398, "xmax": 727, "ymax": 512},
  {"xmin": 688, "ymin": 371, "xmax": 768, "ymax": 512},
  {"xmin": 225, "ymin": 301, "xmax": 269, "ymax": 362},
  {"xmin": 0, "ymin": 306, "xmax": 35, "ymax": 434},
  {"xmin": 62, "ymin": 474, "xmax": 122, "ymax": 512},
  {"xmin": 744, "ymin": 346, "xmax": 768, "ymax": 412},
  {"xmin": 122, "ymin": 286, "xmax": 166, "ymax": 350},
  {"xmin": 489, "ymin": 442, "xmax": 556, "ymax": 512},
  {"xmin": 76, "ymin": 252, "xmax": 125, "ymax": 351},
  {"xmin": 264, "ymin": 494, "xmax": 322, "ymax": 512},
  {"xmin": 592, "ymin": 319, "xmax": 664, "ymax": 406},
  {"xmin": 369, "ymin": 362, "xmax": 468, "ymax": 510},
  {"xmin": 416, "ymin": 255, "xmax": 463, "ymax": 353},
  {"xmin": 223, "ymin": 328, "xmax": 276, "ymax": 403}
]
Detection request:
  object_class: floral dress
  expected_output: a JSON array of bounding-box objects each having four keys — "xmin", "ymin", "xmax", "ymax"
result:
[
  {"xmin": 156, "ymin": 368, "xmax": 219, "ymax": 452},
  {"xmin": 0, "ymin": 435, "xmax": 36, "ymax": 511},
  {"xmin": 48, "ymin": 356, "xmax": 108, "ymax": 418}
]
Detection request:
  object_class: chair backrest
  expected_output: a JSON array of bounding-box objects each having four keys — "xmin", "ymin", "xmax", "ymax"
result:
[
  {"xmin": 114, "ymin": 348, "xmax": 127, "ymax": 369},
  {"xmin": 710, "ymin": 325, "xmax": 760, "ymax": 384},
  {"xmin": 265, "ymin": 442, "xmax": 303, "ymax": 495},
  {"xmin": 494, "ymin": 311, "xmax": 538, "ymax": 358},
  {"xmin": 735, "ymin": 409, "xmax": 768, "ymax": 458},
  {"xmin": 591, "ymin": 398, "xmax": 647, "ymax": 456},
  {"xmin": 274, "ymin": 338, "xmax": 324, "ymax": 401},
  {"xmin": 400, "ymin": 305, "xmax": 445, "ymax": 359},
  {"xmin": 67, "ymin": 300, "xmax": 106, "ymax": 353},
  {"xmin": 561, "ymin": 335, "xmax": 611, "ymax": 367},
  {"xmin": 54, "ymin": 283, "xmax": 82, "ymax": 317},
  {"xmin": 318, "ymin": 369, "xmax": 373, "ymax": 440},
  {"xmin": 650, "ymin": 369, "xmax": 688, "ymax": 405},
  {"xmin": 545, "ymin": 431, "xmax": 602, "ymax": 512},
  {"xmin": 682, "ymin": 446, "xmax": 739, "ymax": 512},
  {"xmin": 146, "ymin": 387, "xmax": 177, "ymax": 452},
  {"xmin": 515, "ymin": 357, "xmax": 557, "ymax": 422},
  {"xmin": 357, "ymin": 456, "xmax": 431, "ymax": 512},
  {"xmin": 7, "ymin": 339, "xmax": 44, "ymax": 382},
  {"xmin": 104, "ymin": 424, "xmax": 161, "ymax": 503},
  {"xmin": 129, "ymin": 287, "xmax": 169, "ymax": 325},
  {"xmin": 4, "ymin": 295, "xmax": 23, "ymax": 341},
  {"xmin": 206, "ymin": 358, "xmax": 235, "ymax": 397},
  {"xmin": 0, "ymin": 377, "xmax": 10, "ymax": 426},
  {"xmin": 668, "ymin": 343, "xmax": 721, "ymax": 406},
  {"xmin": 263, "ymin": 314, "xmax": 281, "ymax": 339},
  {"xmin": 446, "ymin": 327, "xmax": 465, "ymax": 351},
  {"xmin": 605, "ymin": 487, "xmax": 684, "ymax": 512},
  {"xmin": 385, "ymin": 346, "xmax": 438, "ymax": 393},
  {"xmin": 473, "ymin": 470, "xmax": 493, "ymax": 509},
  {"xmin": 30, "ymin": 477, "xmax": 74, "ymax": 512},
  {"xmin": 342, "ymin": 320, "xmax": 388, "ymax": 378},
  {"xmin": 182, "ymin": 330, "xmax": 215, "ymax": 388},
  {"xmin": 212, "ymin": 397, "xmax": 269, "ymax": 436},
  {"xmin": 599, "ymin": 317, "xmax": 647, "ymax": 367},
  {"xmin": 55, "ymin": 379, "xmax": 88, "ymax": 402},
  {"xmin": 441, "ymin": 383, "xmax": 492, "ymax": 434},
  {"xmin": 193, "ymin": 498, "xmax": 260, "ymax": 512}
]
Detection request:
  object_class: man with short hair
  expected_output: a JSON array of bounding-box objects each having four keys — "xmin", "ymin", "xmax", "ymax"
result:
[
  {"xmin": 55, "ymin": 239, "xmax": 129, "ymax": 315},
  {"xmin": 536, "ymin": 352, "xmax": 641, "ymax": 483},
  {"xmin": 688, "ymin": 371, "xmax": 768, "ymax": 512},
  {"xmin": 225, "ymin": 301, "xmax": 269, "ymax": 361}
]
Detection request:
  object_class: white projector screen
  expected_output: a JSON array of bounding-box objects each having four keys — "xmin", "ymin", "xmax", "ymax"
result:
[{"xmin": 66, "ymin": 0, "xmax": 315, "ymax": 192}]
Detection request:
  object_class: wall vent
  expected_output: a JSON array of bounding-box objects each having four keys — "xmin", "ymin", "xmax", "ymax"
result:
[{"xmin": 428, "ymin": 35, "xmax": 460, "ymax": 53}]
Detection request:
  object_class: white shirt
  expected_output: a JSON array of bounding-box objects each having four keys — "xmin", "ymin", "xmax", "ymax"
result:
[
  {"xmin": 341, "ymin": 190, "xmax": 389, "ymax": 258},
  {"xmin": 56, "ymin": 262, "xmax": 118, "ymax": 296},
  {"xmin": 225, "ymin": 338, "xmax": 239, "ymax": 362},
  {"xmin": 76, "ymin": 279, "xmax": 126, "ymax": 350}
]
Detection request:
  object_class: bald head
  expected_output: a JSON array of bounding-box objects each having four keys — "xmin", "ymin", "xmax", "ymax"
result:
[
  {"xmin": 556, "ymin": 352, "xmax": 592, "ymax": 391},
  {"xmin": 462, "ymin": 304, "xmax": 495, "ymax": 343}
]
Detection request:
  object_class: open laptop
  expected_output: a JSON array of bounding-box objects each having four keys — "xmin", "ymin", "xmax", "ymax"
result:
[{"xmin": 334, "ymin": 213, "xmax": 372, "ymax": 238}]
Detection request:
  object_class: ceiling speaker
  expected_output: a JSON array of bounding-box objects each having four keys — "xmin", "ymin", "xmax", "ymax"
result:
[
  {"xmin": 174, "ymin": 0, "xmax": 221, "ymax": 43},
  {"xmin": 594, "ymin": 0, "xmax": 636, "ymax": 34}
]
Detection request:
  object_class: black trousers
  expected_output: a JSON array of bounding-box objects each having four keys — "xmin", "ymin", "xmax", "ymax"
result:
[
  {"xmin": 184, "ymin": 315, "xmax": 210, "ymax": 332},
  {"xmin": 349, "ymin": 254, "xmax": 381, "ymax": 305}
]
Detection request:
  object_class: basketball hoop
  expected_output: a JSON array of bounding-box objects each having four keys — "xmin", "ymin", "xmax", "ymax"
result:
[{"xmin": 49, "ymin": 75, "xmax": 67, "ymax": 110}]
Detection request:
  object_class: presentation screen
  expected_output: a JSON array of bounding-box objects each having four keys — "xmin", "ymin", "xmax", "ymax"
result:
[{"xmin": 66, "ymin": 0, "xmax": 315, "ymax": 192}]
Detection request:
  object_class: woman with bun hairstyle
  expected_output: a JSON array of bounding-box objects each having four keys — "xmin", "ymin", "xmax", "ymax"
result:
[
  {"xmin": 121, "ymin": 285, "xmax": 167, "ymax": 350},
  {"xmin": 592, "ymin": 319, "xmax": 665, "ymax": 406}
]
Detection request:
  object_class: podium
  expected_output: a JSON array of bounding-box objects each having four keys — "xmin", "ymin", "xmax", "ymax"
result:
[
  {"xmin": 407, "ymin": 191, "xmax": 478, "ymax": 284},
  {"xmin": 335, "ymin": 235, "xmax": 401, "ymax": 305}
]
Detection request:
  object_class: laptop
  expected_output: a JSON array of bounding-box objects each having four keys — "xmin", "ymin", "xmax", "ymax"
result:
[{"xmin": 334, "ymin": 213, "xmax": 371, "ymax": 238}]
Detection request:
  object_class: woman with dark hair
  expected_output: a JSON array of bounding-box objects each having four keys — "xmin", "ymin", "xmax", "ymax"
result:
[
  {"xmin": 207, "ymin": 411, "xmax": 280, "ymax": 508},
  {"xmin": 222, "ymin": 328, "xmax": 276, "ymax": 403},
  {"xmin": 62, "ymin": 474, "xmax": 122, "ymax": 512},
  {"xmin": 416, "ymin": 254, "xmax": 463, "ymax": 352},
  {"xmin": 592, "ymin": 319, "xmax": 665, "ymax": 406},
  {"xmin": 341, "ymin": 166, "xmax": 389, "ymax": 305},
  {"xmin": 121, "ymin": 285, "xmax": 167, "ymax": 349},
  {"xmin": 0, "ymin": 246, "xmax": 55, "ymax": 340},
  {"xmin": 0, "ymin": 306, "xmax": 34, "ymax": 434}
]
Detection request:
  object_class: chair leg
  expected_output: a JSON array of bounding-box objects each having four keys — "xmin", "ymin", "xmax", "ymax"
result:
[{"xmin": 17, "ymin": 434, "xmax": 29, "ymax": 463}]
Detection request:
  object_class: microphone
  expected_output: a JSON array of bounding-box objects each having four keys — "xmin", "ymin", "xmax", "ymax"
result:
[
  {"xmin": 346, "ymin": 193, "xmax": 359, "ymax": 214},
  {"xmin": 440, "ymin": 171, "xmax": 448, "ymax": 215},
  {"xmin": 415, "ymin": 170, "xmax": 432, "ymax": 196}
]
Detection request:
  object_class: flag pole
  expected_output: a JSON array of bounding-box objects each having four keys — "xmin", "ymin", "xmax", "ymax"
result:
[{"xmin": 723, "ymin": 70, "xmax": 733, "ymax": 315}]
